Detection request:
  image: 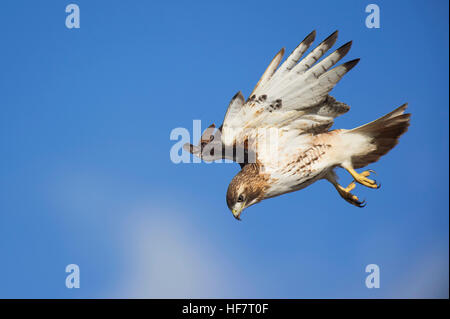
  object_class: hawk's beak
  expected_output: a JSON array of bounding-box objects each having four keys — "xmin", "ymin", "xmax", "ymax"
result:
[{"xmin": 232, "ymin": 203, "xmax": 245, "ymax": 221}]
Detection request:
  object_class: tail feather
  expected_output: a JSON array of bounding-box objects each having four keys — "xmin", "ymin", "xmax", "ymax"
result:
[{"xmin": 349, "ymin": 104, "xmax": 410, "ymax": 169}]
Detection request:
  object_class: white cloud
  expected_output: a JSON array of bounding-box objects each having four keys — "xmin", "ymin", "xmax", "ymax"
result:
[
  {"xmin": 112, "ymin": 205, "xmax": 239, "ymax": 298},
  {"xmin": 45, "ymin": 170, "xmax": 244, "ymax": 298}
]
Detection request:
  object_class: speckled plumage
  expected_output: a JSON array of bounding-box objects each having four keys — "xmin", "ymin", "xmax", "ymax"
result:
[{"xmin": 185, "ymin": 30, "xmax": 410, "ymax": 219}]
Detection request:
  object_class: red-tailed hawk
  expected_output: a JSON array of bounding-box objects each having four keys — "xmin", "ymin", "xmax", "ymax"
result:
[{"xmin": 184, "ymin": 30, "xmax": 410, "ymax": 220}]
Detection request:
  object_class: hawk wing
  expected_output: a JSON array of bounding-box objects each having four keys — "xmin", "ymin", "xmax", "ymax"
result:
[{"xmin": 185, "ymin": 30, "xmax": 358, "ymax": 165}]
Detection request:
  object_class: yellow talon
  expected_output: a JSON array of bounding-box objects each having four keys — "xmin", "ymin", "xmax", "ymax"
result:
[
  {"xmin": 346, "ymin": 168, "xmax": 380, "ymax": 189},
  {"xmin": 344, "ymin": 181, "xmax": 356, "ymax": 192},
  {"xmin": 360, "ymin": 170, "xmax": 372, "ymax": 177},
  {"xmin": 334, "ymin": 182, "xmax": 366, "ymax": 207}
]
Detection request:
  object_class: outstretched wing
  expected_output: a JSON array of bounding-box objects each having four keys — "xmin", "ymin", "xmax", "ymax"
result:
[
  {"xmin": 222, "ymin": 30, "xmax": 358, "ymax": 146},
  {"xmin": 185, "ymin": 31, "xmax": 358, "ymax": 165}
]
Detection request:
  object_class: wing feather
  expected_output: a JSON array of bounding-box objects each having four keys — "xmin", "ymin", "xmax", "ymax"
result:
[
  {"xmin": 187, "ymin": 31, "xmax": 360, "ymax": 166},
  {"xmin": 272, "ymin": 30, "xmax": 316, "ymax": 80},
  {"xmin": 249, "ymin": 48, "xmax": 285, "ymax": 98},
  {"xmin": 291, "ymin": 30, "xmax": 338, "ymax": 75},
  {"xmin": 223, "ymin": 91, "xmax": 245, "ymax": 125},
  {"xmin": 222, "ymin": 31, "xmax": 358, "ymax": 149},
  {"xmin": 304, "ymin": 41, "xmax": 352, "ymax": 80}
]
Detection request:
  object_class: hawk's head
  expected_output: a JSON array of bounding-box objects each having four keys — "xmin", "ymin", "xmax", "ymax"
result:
[{"xmin": 226, "ymin": 164, "xmax": 268, "ymax": 220}]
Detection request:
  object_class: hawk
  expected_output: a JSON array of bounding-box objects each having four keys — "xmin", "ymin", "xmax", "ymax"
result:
[{"xmin": 184, "ymin": 30, "xmax": 410, "ymax": 220}]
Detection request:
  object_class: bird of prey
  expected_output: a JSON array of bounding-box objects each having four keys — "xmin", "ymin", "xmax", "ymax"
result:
[{"xmin": 184, "ymin": 30, "xmax": 410, "ymax": 220}]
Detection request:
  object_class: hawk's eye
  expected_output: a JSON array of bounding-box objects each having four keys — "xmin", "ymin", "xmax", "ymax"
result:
[{"xmin": 237, "ymin": 195, "xmax": 244, "ymax": 202}]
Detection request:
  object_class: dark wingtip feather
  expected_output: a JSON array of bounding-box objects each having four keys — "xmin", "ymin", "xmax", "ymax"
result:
[
  {"xmin": 336, "ymin": 41, "xmax": 353, "ymax": 57},
  {"xmin": 322, "ymin": 30, "xmax": 339, "ymax": 46},
  {"xmin": 231, "ymin": 90, "xmax": 245, "ymax": 103},
  {"xmin": 343, "ymin": 58, "xmax": 360, "ymax": 71},
  {"xmin": 303, "ymin": 30, "xmax": 317, "ymax": 45}
]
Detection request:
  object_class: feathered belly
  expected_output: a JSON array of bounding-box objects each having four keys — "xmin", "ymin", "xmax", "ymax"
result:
[{"xmin": 263, "ymin": 143, "xmax": 334, "ymax": 198}]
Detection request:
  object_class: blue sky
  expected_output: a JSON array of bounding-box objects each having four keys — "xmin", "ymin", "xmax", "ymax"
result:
[{"xmin": 0, "ymin": 0, "xmax": 448, "ymax": 298}]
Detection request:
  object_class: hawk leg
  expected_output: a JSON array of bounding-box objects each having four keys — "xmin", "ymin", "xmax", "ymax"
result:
[
  {"xmin": 332, "ymin": 180, "xmax": 366, "ymax": 208},
  {"xmin": 343, "ymin": 166, "xmax": 380, "ymax": 189}
]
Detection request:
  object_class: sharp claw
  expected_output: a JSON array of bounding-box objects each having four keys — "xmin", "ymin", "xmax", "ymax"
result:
[
  {"xmin": 376, "ymin": 183, "xmax": 381, "ymax": 189},
  {"xmin": 352, "ymin": 196, "xmax": 365, "ymax": 207},
  {"xmin": 359, "ymin": 199, "xmax": 366, "ymax": 207},
  {"xmin": 368, "ymin": 169, "xmax": 377, "ymax": 175}
]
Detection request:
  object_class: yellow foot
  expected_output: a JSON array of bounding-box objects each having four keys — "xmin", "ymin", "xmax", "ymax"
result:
[
  {"xmin": 335, "ymin": 182, "xmax": 366, "ymax": 208},
  {"xmin": 347, "ymin": 168, "xmax": 380, "ymax": 189}
]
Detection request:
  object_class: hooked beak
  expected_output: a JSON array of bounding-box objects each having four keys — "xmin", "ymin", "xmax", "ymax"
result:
[{"xmin": 231, "ymin": 202, "xmax": 246, "ymax": 221}]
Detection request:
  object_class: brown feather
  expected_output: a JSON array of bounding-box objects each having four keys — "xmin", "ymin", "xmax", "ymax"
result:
[
  {"xmin": 226, "ymin": 164, "xmax": 270, "ymax": 210},
  {"xmin": 350, "ymin": 104, "xmax": 411, "ymax": 169}
]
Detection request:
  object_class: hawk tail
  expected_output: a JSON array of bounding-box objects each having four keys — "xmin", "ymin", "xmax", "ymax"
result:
[{"xmin": 348, "ymin": 104, "xmax": 410, "ymax": 169}]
